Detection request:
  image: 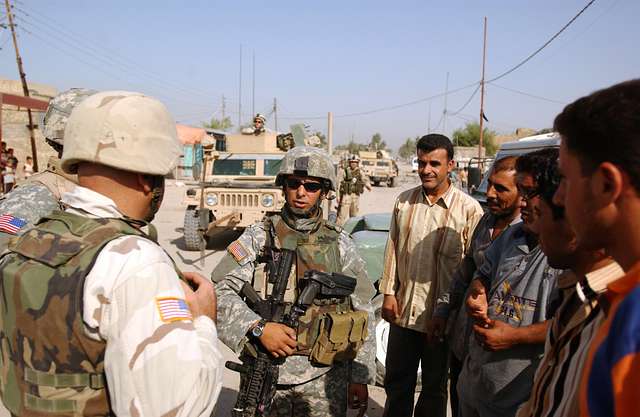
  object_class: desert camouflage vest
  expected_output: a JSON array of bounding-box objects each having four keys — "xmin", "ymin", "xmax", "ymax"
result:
[
  {"xmin": 339, "ymin": 168, "xmax": 365, "ymax": 195},
  {"xmin": 263, "ymin": 214, "xmax": 354, "ymax": 356},
  {"xmin": 0, "ymin": 210, "xmax": 146, "ymax": 417}
]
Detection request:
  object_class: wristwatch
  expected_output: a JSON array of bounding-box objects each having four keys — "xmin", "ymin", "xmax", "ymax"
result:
[{"xmin": 250, "ymin": 319, "xmax": 267, "ymax": 338}]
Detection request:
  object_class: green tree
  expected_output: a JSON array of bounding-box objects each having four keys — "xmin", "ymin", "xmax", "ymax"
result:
[
  {"xmin": 202, "ymin": 116, "xmax": 233, "ymax": 131},
  {"xmin": 398, "ymin": 137, "xmax": 416, "ymax": 159},
  {"xmin": 369, "ymin": 132, "xmax": 387, "ymax": 150},
  {"xmin": 451, "ymin": 122, "xmax": 497, "ymax": 156},
  {"xmin": 335, "ymin": 140, "xmax": 367, "ymax": 155}
]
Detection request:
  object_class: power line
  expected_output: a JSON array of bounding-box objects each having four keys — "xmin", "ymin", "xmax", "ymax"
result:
[
  {"xmin": 12, "ymin": 4, "xmax": 220, "ymax": 103},
  {"xmin": 487, "ymin": 0, "xmax": 597, "ymax": 83},
  {"xmin": 448, "ymin": 83, "xmax": 481, "ymax": 116},
  {"xmin": 489, "ymin": 83, "xmax": 567, "ymax": 105}
]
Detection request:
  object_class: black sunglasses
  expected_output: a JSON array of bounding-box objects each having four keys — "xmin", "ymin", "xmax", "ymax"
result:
[{"xmin": 285, "ymin": 178, "xmax": 323, "ymax": 193}]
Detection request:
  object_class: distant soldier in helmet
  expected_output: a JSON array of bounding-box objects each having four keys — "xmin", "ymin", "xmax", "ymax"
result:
[
  {"xmin": 0, "ymin": 91, "xmax": 223, "ymax": 416},
  {"xmin": 0, "ymin": 88, "xmax": 95, "ymax": 250},
  {"xmin": 215, "ymin": 146, "xmax": 376, "ymax": 417},
  {"xmin": 242, "ymin": 113, "xmax": 268, "ymax": 135},
  {"xmin": 336, "ymin": 154, "xmax": 371, "ymax": 226}
]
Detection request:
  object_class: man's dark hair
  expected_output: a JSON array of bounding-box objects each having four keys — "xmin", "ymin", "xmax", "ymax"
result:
[
  {"xmin": 554, "ymin": 79, "xmax": 640, "ymax": 191},
  {"xmin": 516, "ymin": 148, "xmax": 563, "ymax": 219},
  {"xmin": 491, "ymin": 155, "xmax": 518, "ymax": 175},
  {"xmin": 416, "ymin": 134, "xmax": 454, "ymax": 160}
]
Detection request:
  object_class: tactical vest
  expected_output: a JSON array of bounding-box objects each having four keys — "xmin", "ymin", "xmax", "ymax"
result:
[
  {"xmin": 23, "ymin": 157, "xmax": 77, "ymax": 202},
  {"xmin": 260, "ymin": 215, "xmax": 367, "ymax": 365},
  {"xmin": 339, "ymin": 168, "xmax": 365, "ymax": 195},
  {"xmin": 0, "ymin": 211, "xmax": 147, "ymax": 417}
]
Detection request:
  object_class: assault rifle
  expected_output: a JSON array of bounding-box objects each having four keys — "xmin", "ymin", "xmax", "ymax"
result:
[{"xmin": 225, "ymin": 249, "xmax": 357, "ymax": 417}]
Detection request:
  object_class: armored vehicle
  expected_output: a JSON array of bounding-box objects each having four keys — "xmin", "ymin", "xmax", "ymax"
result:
[
  {"xmin": 358, "ymin": 150, "xmax": 398, "ymax": 187},
  {"xmin": 182, "ymin": 129, "xmax": 293, "ymax": 251}
]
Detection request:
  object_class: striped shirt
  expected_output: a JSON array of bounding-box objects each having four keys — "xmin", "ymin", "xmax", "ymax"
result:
[
  {"xmin": 517, "ymin": 261, "xmax": 623, "ymax": 417},
  {"xmin": 580, "ymin": 262, "xmax": 640, "ymax": 417},
  {"xmin": 379, "ymin": 182, "xmax": 483, "ymax": 332}
]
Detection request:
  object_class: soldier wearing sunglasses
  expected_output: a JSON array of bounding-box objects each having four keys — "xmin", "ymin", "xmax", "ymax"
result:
[{"xmin": 215, "ymin": 146, "xmax": 376, "ymax": 417}]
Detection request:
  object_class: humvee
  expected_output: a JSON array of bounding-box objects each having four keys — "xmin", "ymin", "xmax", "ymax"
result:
[
  {"xmin": 182, "ymin": 130, "xmax": 292, "ymax": 251},
  {"xmin": 358, "ymin": 150, "xmax": 398, "ymax": 187}
]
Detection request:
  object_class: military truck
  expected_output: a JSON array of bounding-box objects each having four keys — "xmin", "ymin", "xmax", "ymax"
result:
[
  {"xmin": 182, "ymin": 130, "xmax": 292, "ymax": 250},
  {"xmin": 358, "ymin": 150, "xmax": 398, "ymax": 187}
]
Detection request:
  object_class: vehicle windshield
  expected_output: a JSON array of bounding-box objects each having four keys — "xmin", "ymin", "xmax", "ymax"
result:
[
  {"xmin": 376, "ymin": 161, "xmax": 390, "ymax": 167},
  {"xmin": 264, "ymin": 159, "xmax": 283, "ymax": 176},
  {"xmin": 362, "ymin": 160, "xmax": 374, "ymax": 166},
  {"xmin": 212, "ymin": 159, "xmax": 256, "ymax": 176}
]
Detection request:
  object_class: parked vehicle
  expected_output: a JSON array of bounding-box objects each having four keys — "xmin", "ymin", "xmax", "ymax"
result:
[{"xmin": 359, "ymin": 150, "xmax": 399, "ymax": 187}]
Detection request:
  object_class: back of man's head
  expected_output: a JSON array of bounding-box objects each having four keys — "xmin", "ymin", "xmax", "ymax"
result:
[
  {"xmin": 416, "ymin": 134, "xmax": 454, "ymax": 160},
  {"xmin": 554, "ymin": 79, "xmax": 640, "ymax": 192}
]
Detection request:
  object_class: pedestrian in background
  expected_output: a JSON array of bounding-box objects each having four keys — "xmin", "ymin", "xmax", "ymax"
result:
[
  {"xmin": 336, "ymin": 154, "xmax": 371, "ymax": 225},
  {"xmin": 380, "ymin": 133, "xmax": 483, "ymax": 417},
  {"xmin": 551, "ymin": 79, "xmax": 640, "ymax": 417},
  {"xmin": 23, "ymin": 156, "xmax": 34, "ymax": 179}
]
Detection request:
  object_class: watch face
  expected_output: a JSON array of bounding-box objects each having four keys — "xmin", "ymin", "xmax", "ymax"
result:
[{"xmin": 252, "ymin": 323, "xmax": 264, "ymax": 337}]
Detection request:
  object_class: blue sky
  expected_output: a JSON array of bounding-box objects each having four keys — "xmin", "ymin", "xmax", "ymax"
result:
[{"xmin": 1, "ymin": 0, "xmax": 638, "ymax": 149}]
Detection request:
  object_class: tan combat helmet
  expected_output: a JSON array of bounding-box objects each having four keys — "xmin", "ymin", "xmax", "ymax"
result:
[
  {"xmin": 42, "ymin": 88, "xmax": 98, "ymax": 149},
  {"xmin": 275, "ymin": 146, "xmax": 337, "ymax": 191},
  {"xmin": 61, "ymin": 91, "xmax": 182, "ymax": 176}
]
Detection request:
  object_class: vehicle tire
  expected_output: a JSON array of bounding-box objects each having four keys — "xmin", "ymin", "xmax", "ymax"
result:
[
  {"xmin": 388, "ymin": 177, "xmax": 396, "ymax": 187},
  {"xmin": 184, "ymin": 208, "xmax": 205, "ymax": 251},
  {"xmin": 373, "ymin": 295, "xmax": 422, "ymax": 390},
  {"xmin": 373, "ymin": 180, "xmax": 381, "ymax": 187}
]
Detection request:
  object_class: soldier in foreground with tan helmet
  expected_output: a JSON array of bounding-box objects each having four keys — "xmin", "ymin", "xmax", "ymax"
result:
[
  {"xmin": 0, "ymin": 91, "xmax": 223, "ymax": 416},
  {"xmin": 0, "ymin": 88, "xmax": 95, "ymax": 250},
  {"xmin": 215, "ymin": 146, "xmax": 376, "ymax": 416}
]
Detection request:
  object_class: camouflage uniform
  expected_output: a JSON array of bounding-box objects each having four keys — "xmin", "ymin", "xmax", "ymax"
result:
[
  {"xmin": 0, "ymin": 91, "xmax": 223, "ymax": 416},
  {"xmin": 215, "ymin": 147, "xmax": 376, "ymax": 417},
  {"xmin": 0, "ymin": 87, "xmax": 96, "ymax": 251},
  {"xmin": 336, "ymin": 165, "xmax": 369, "ymax": 226}
]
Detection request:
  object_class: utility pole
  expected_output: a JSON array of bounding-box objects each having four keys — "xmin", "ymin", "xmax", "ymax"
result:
[
  {"xmin": 478, "ymin": 17, "xmax": 488, "ymax": 160},
  {"xmin": 272, "ymin": 98, "xmax": 278, "ymax": 132},
  {"xmin": 251, "ymin": 50, "xmax": 255, "ymax": 118},
  {"xmin": 443, "ymin": 72, "xmax": 449, "ymax": 135},
  {"xmin": 4, "ymin": 0, "xmax": 38, "ymax": 171},
  {"xmin": 327, "ymin": 112, "xmax": 333, "ymax": 154},
  {"xmin": 221, "ymin": 95, "xmax": 226, "ymax": 131},
  {"xmin": 238, "ymin": 44, "xmax": 242, "ymax": 130}
]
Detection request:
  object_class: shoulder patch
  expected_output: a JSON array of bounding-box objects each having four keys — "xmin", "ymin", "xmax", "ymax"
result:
[
  {"xmin": 228, "ymin": 240, "xmax": 249, "ymax": 262},
  {"xmin": 155, "ymin": 297, "xmax": 193, "ymax": 323},
  {"xmin": 0, "ymin": 214, "xmax": 28, "ymax": 235}
]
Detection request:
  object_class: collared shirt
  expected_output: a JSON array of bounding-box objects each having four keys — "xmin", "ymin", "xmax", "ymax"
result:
[
  {"xmin": 459, "ymin": 223, "xmax": 561, "ymax": 413},
  {"xmin": 63, "ymin": 186, "xmax": 223, "ymax": 417},
  {"xmin": 379, "ymin": 183, "xmax": 483, "ymax": 332},
  {"xmin": 517, "ymin": 261, "xmax": 623, "ymax": 417},
  {"xmin": 439, "ymin": 212, "xmax": 522, "ymax": 360},
  {"xmin": 580, "ymin": 262, "xmax": 640, "ymax": 417}
]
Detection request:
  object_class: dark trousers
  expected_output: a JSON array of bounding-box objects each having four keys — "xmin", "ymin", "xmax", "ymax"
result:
[
  {"xmin": 449, "ymin": 354, "xmax": 463, "ymax": 417},
  {"xmin": 383, "ymin": 323, "xmax": 449, "ymax": 417}
]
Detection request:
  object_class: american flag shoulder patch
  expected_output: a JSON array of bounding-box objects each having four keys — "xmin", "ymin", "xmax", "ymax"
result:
[
  {"xmin": 228, "ymin": 240, "xmax": 249, "ymax": 262},
  {"xmin": 155, "ymin": 297, "xmax": 193, "ymax": 323},
  {"xmin": 0, "ymin": 214, "xmax": 27, "ymax": 235}
]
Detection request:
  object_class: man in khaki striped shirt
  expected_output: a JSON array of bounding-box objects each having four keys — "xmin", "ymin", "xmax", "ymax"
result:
[{"xmin": 380, "ymin": 134, "xmax": 483, "ymax": 417}]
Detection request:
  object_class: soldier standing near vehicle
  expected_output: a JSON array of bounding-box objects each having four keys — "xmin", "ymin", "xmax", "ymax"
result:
[
  {"xmin": 336, "ymin": 154, "xmax": 371, "ymax": 226},
  {"xmin": 0, "ymin": 91, "xmax": 223, "ymax": 416},
  {"xmin": 242, "ymin": 113, "xmax": 268, "ymax": 135},
  {"xmin": 0, "ymin": 88, "xmax": 96, "ymax": 250},
  {"xmin": 215, "ymin": 146, "xmax": 376, "ymax": 417}
]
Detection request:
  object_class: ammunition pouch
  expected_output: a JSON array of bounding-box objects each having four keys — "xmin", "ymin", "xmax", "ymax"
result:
[{"xmin": 309, "ymin": 310, "xmax": 369, "ymax": 366}]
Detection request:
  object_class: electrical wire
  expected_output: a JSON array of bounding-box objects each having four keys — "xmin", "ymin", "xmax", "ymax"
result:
[
  {"xmin": 487, "ymin": 0, "xmax": 597, "ymax": 83},
  {"xmin": 489, "ymin": 83, "xmax": 567, "ymax": 105},
  {"xmin": 448, "ymin": 83, "xmax": 481, "ymax": 116}
]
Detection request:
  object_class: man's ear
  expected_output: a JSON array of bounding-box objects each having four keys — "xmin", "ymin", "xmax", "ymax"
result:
[
  {"xmin": 136, "ymin": 174, "xmax": 153, "ymax": 194},
  {"xmin": 591, "ymin": 162, "xmax": 624, "ymax": 208}
]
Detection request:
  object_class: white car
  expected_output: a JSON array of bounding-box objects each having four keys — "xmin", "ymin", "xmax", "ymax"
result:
[{"xmin": 411, "ymin": 157, "xmax": 418, "ymax": 172}]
